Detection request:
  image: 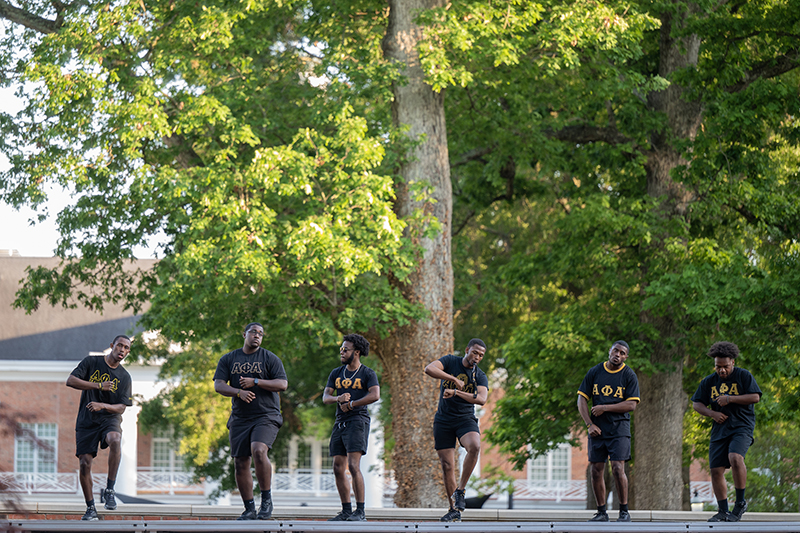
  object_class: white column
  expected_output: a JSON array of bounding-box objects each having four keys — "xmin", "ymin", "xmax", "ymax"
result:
[
  {"xmin": 363, "ymin": 402, "xmax": 384, "ymax": 508},
  {"xmin": 116, "ymin": 404, "xmax": 139, "ymax": 497}
]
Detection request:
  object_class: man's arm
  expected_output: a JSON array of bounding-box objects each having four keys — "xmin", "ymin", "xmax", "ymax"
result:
[
  {"xmin": 591, "ymin": 399, "xmax": 638, "ymax": 416},
  {"xmin": 577, "ymin": 394, "xmax": 601, "ymax": 437},
  {"xmin": 715, "ymin": 393, "xmax": 760, "ymax": 407},
  {"xmin": 322, "ymin": 386, "xmax": 347, "ymax": 405},
  {"xmin": 351, "ymin": 385, "xmax": 380, "ymax": 408},
  {"xmin": 240, "ymin": 376, "xmax": 288, "ymax": 392},
  {"xmin": 424, "ymin": 360, "xmax": 464, "ymax": 390},
  {"xmin": 214, "ymin": 378, "xmax": 255, "ymax": 403},
  {"xmin": 85, "ymin": 402, "xmax": 127, "ymax": 415},
  {"xmin": 443, "ymin": 385, "xmax": 487, "ymax": 405},
  {"xmin": 66, "ymin": 374, "xmax": 114, "ymax": 392},
  {"xmin": 693, "ymin": 401, "xmax": 728, "ymax": 424}
]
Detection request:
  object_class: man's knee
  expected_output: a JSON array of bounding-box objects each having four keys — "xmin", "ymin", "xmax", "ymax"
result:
[
  {"xmin": 79, "ymin": 455, "xmax": 93, "ymax": 472},
  {"xmin": 610, "ymin": 461, "xmax": 626, "ymax": 476},
  {"xmin": 728, "ymin": 453, "xmax": 745, "ymax": 467},
  {"xmin": 106, "ymin": 432, "xmax": 122, "ymax": 449},
  {"xmin": 234, "ymin": 457, "xmax": 251, "ymax": 473}
]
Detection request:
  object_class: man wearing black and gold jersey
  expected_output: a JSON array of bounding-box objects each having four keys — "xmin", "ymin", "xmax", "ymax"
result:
[
  {"xmin": 66, "ymin": 334, "xmax": 133, "ymax": 521},
  {"xmin": 322, "ymin": 333, "xmax": 380, "ymax": 522},
  {"xmin": 692, "ymin": 341, "xmax": 761, "ymax": 523},
  {"xmin": 424, "ymin": 338, "xmax": 489, "ymax": 523},
  {"xmin": 577, "ymin": 340, "xmax": 640, "ymax": 523}
]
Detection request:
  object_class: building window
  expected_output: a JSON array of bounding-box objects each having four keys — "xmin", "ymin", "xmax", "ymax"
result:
[
  {"xmin": 15, "ymin": 423, "xmax": 57, "ymax": 474},
  {"xmin": 151, "ymin": 428, "xmax": 184, "ymax": 472},
  {"xmin": 528, "ymin": 443, "xmax": 571, "ymax": 482}
]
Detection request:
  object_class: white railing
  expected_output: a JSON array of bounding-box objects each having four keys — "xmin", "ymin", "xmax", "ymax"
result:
[
  {"xmin": 690, "ymin": 481, "xmax": 714, "ymax": 502},
  {"xmin": 511, "ymin": 479, "xmax": 587, "ymax": 502},
  {"xmin": 273, "ymin": 469, "xmax": 337, "ymax": 494},
  {"xmin": 136, "ymin": 468, "xmax": 203, "ymax": 494},
  {"xmin": 0, "ymin": 472, "xmax": 78, "ymax": 494}
]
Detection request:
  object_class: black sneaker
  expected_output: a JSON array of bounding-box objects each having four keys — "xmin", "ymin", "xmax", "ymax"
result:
[
  {"xmin": 328, "ymin": 510, "xmax": 353, "ymax": 521},
  {"xmin": 731, "ymin": 500, "xmax": 747, "ymax": 521},
  {"xmin": 237, "ymin": 507, "xmax": 257, "ymax": 520},
  {"xmin": 440, "ymin": 509, "xmax": 461, "ymax": 522},
  {"xmin": 617, "ymin": 509, "xmax": 631, "ymax": 522},
  {"xmin": 101, "ymin": 489, "xmax": 117, "ymax": 510},
  {"xmin": 346, "ymin": 508, "xmax": 366, "ymax": 521},
  {"xmin": 708, "ymin": 510, "xmax": 733, "ymax": 522},
  {"xmin": 257, "ymin": 496, "xmax": 273, "ymax": 520},
  {"xmin": 589, "ymin": 511, "xmax": 609, "ymax": 522},
  {"xmin": 452, "ymin": 488, "xmax": 467, "ymax": 511},
  {"xmin": 81, "ymin": 506, "xmax": 99, "ymax": 521}
]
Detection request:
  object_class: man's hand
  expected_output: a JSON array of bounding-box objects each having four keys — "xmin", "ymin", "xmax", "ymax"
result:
[
  {"xmin": 588, "ymin": 423, "xmax": 602, "ymax": 438},
  {"xmin": 591, "ymin": 405, "xmax": 606, "ymax": 416},
  {"xmin": 452, "ymin": 378, "xmax": 465, "ymax": 390},
  {"xmin": 86, "ymin": 402, "xmax": 105, "ymax": 412},
  {"xmin": 239, "ymin": 376, "xmax": 256, "ymax": 389},
  {"xmin": 710, "ymin": 411, "xmax": 728, "ymax": 424},
  {"xmin": 238, "ymin": 390, "xmax": 256, "ymax": 403},
  {"xmin": 338, "ymin": 393, "xmax": 351, "ymax": 403},
  {"xmin": 443, "ymin": 389, "xmax": 456, "ymax": 399}
]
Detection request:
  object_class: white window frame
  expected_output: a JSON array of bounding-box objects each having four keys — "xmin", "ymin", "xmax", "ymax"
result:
[
  {"xmin": 14, "ymin": 423, "xmax": 57, "ymax": 474},
  {"xmin": 527, "ymin": 442, "xmax": 571, "ymax": 483}
]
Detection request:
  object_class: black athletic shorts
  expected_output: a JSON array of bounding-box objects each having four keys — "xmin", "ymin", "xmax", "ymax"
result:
[
  {"xmin": 329, "ymin": 418, "xmax": 370, "ymax": 456},
  {"xmin": 433, "ymin": 416, "xmax": 480, "ymax": 450},
  {"xmin": 588, "ymin": 435, "xmax": 631, "ymax": 463},
  {"xmin": 75, "ymin": 420, "xmax": 121, "ymax": 458},
  {"xmin": 709, "ymin": 433, "xmax": 754, "ymax": 469},
  {"xmin": 228, "ymin": 416, "xmax": 282, "ymax": 457}
]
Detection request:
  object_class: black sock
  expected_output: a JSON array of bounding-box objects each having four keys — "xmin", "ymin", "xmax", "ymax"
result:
[
  {"xmin": 343, "ymin": 502, "xmax": 352, "ymax": 513},
  {"xmin": 106, "ymin": 479, "xmax": 115, "ymax": 491},
  {"xmin": 718, "ymin": 499, "xmax": 729, "ymax": 512},
  {"xmin": 619, "ymin": 503, "xmax": 629, "ymax": 512},
  {"xmin": 735, "ymin": 488, "xmax": 745, "ymax": 502},
  {"xmin": 356, "ymin": 502, "xmax": 365, "ymax": 511},
  {"xmin": 597, "ymin": 504, "xmax": 607, "ymax": 514},
  {"xmin": 262, "ymin": 489, "xmax": 271, "ymax": 499},
  {"xmin": 86, "ymin": 498, "xmax": 95, "ymax": 508},
  {"xmin": 244, "ymin": 498, "xmax": 255, "ymax": 511}
]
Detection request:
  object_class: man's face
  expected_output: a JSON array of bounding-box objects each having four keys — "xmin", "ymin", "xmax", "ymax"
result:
[
  {"xmin": 608, "ymin": 343, "xmax": 629, "ymax": 368},
  {"xmin": 110, "ymin": 337, "xmax": 131, "ymax": 363},
  {"xmin": 464, "ymin": 344, "xmax": 486, "ymax": 368},
  {"xmin": 244, "ymin": 325, "xmax": 264, "ymax": 349},
  {"xmin": 340, "ymin": 341, "xmax": 357, "ymax": 365},
  {"xmin": 714, "ymin": 357, "xmax": 735, "ymax": 379}
]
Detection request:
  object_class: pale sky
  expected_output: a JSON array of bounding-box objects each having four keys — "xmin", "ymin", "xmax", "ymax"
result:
[{"xmin": 0, "ymin": 86, "xmax": 160, "ymax": 259}]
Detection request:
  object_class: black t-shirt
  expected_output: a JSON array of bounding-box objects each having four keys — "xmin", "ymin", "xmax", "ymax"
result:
[
  {"xmin": 578, "ymin": 362, "xmax": 640, "ymax": 438},
  {"xmin": 213, "ymin": 347, "xmax": 287, "ymax": 420},
  {"xmin": 434, "ymin": 354, "xmax": 489, "ymax": 422},
  {"xmin": 325, "ymin": 364, "xmax": 379, "ymax": 422},
  {"xmin": 691, "ymin": 367, "xmax": 762, "ymax": 441},
  {"xmin": 70, "ymin": 355, "xmax": 133, "ymax": 431}
]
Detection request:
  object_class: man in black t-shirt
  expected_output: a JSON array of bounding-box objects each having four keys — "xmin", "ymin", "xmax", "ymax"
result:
[
  {"xmin": 692, "ymin": 341, "xmax": 761, "ymax": 523},
  {"xmin": 66, "ymin": 335, "xmax": 133, "ymax": 521},
  {"xmin": 214, "ymin": 322, "xmax": 288, "ymax": 521},
  {"xmin": 424, "ymin": 338, "xmax": 489, "ymax": 523},
  {"xmin": 577, "ymin": 340, "xmax": 640, "ymax": 523},
  {"xmin": 322, "ymin": 333, "xmax": 380, "ymax": 522}
]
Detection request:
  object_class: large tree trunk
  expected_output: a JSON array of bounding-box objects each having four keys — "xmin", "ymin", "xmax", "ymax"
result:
[
  {"xmin": 633, "ymin": 3, "xmax": 701, "ymax": 511},
  {"xmin": 379, "ymin": 0, "xmax": 454, "ymax": 508}
]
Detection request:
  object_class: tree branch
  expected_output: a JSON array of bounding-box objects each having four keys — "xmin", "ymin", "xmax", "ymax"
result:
[
  {"xmin": 546, "ymin": 124, "xmax": 632, "ymax": 146},
  {"xmin": 0, "ymin": 0, "xmax": 61, "ymax": 33},
  {"xmin": 451, "ymin": 146, "xmax": 492, "ymax": 168},
  {"xmin": 725, "ymin": 49, "xmax": 800, "ymax": 93}
]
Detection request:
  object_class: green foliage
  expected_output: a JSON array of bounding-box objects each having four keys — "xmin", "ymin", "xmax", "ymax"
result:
[{"xmin": 745, "ymin": 422, "xmax": 800, "ymax": 512}]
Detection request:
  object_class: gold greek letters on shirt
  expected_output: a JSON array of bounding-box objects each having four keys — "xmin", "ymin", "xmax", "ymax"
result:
[
  {"xmin": 593, "ymin": 383, "xmax": 625, "ymax": 399},
  {"xmin": 710, "ymin": 383, "xmax": 739, "ymax": 400},
  {"xmin": 443, "ymin": 373, "xmax": 476, "ymax": 393},
  {"xmin": 335, "ymin": 377, "xmax": 364, "ymax": 390},
  {"xmin": 231, "ymin": 362, "xmax": 264, "ymax": 374},
  {"xmin": 89, "ymin": 370, "xmax": 119, "ymax": 392}
]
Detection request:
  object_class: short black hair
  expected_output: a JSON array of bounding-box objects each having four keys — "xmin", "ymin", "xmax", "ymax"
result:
[
  {"xmin": 112, "ymin": 334, "xmax": 131, "ymax": 345},
  {"xmin": 612, "ymin": 340, "xmax": 629, "ymax": 351},
  {"xmin": 343, "ymin": 333, "xmax": 369, "ymax": 357},
  {"xmin": 708, "ymin": 341, "xmax": 739, "ymax": 360},
  {"xmin": 244, "ymin": 322, "xmax": 264, "ymax": 334},
  {"xmin": 467, "ymin": 338, "xmax": 486, "ymax": 350}
]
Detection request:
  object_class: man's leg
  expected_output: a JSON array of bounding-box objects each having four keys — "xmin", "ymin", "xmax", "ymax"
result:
[
  {"xmin": 105, "ymin": 431, "xmax": 122, "ymax": 482},
  {"xmin": 710, "ymin": 466, "xmax": 728, "ymax": 502},
  {"xmin": 252, "ymin": 442, "xmax": 272, "ymax": 492},
  {"xmin": 610, "ymin": 460, "xmax": 628, "ymax": 505},
  {"xmin": 347, "ymin": 452, "xmax": 365, "ymax": 503},
  {"xmin": 456, "ymin": 432, "xmax": 481, "ymax": 491},
  {"xmin": 78, "ymin": 453, "xmax": 95, "ymax": 502},
  {"xmin": 235, "ymin": 456, "xmax": 255, "ymax": 501},
  {"xmin": 437, "ymin": 448, "xmax": 458, "ymax": 506},
  {"xmin": 729, "ymin": 452, "xmax": 746, "ymax": 490},
  {"xmin": 590, "ymin": 462, "xmax": 607, "ymax": 507},
  {"xmin": 332, "ymin": 455, "xmax": 351, "ymax": 503}
]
